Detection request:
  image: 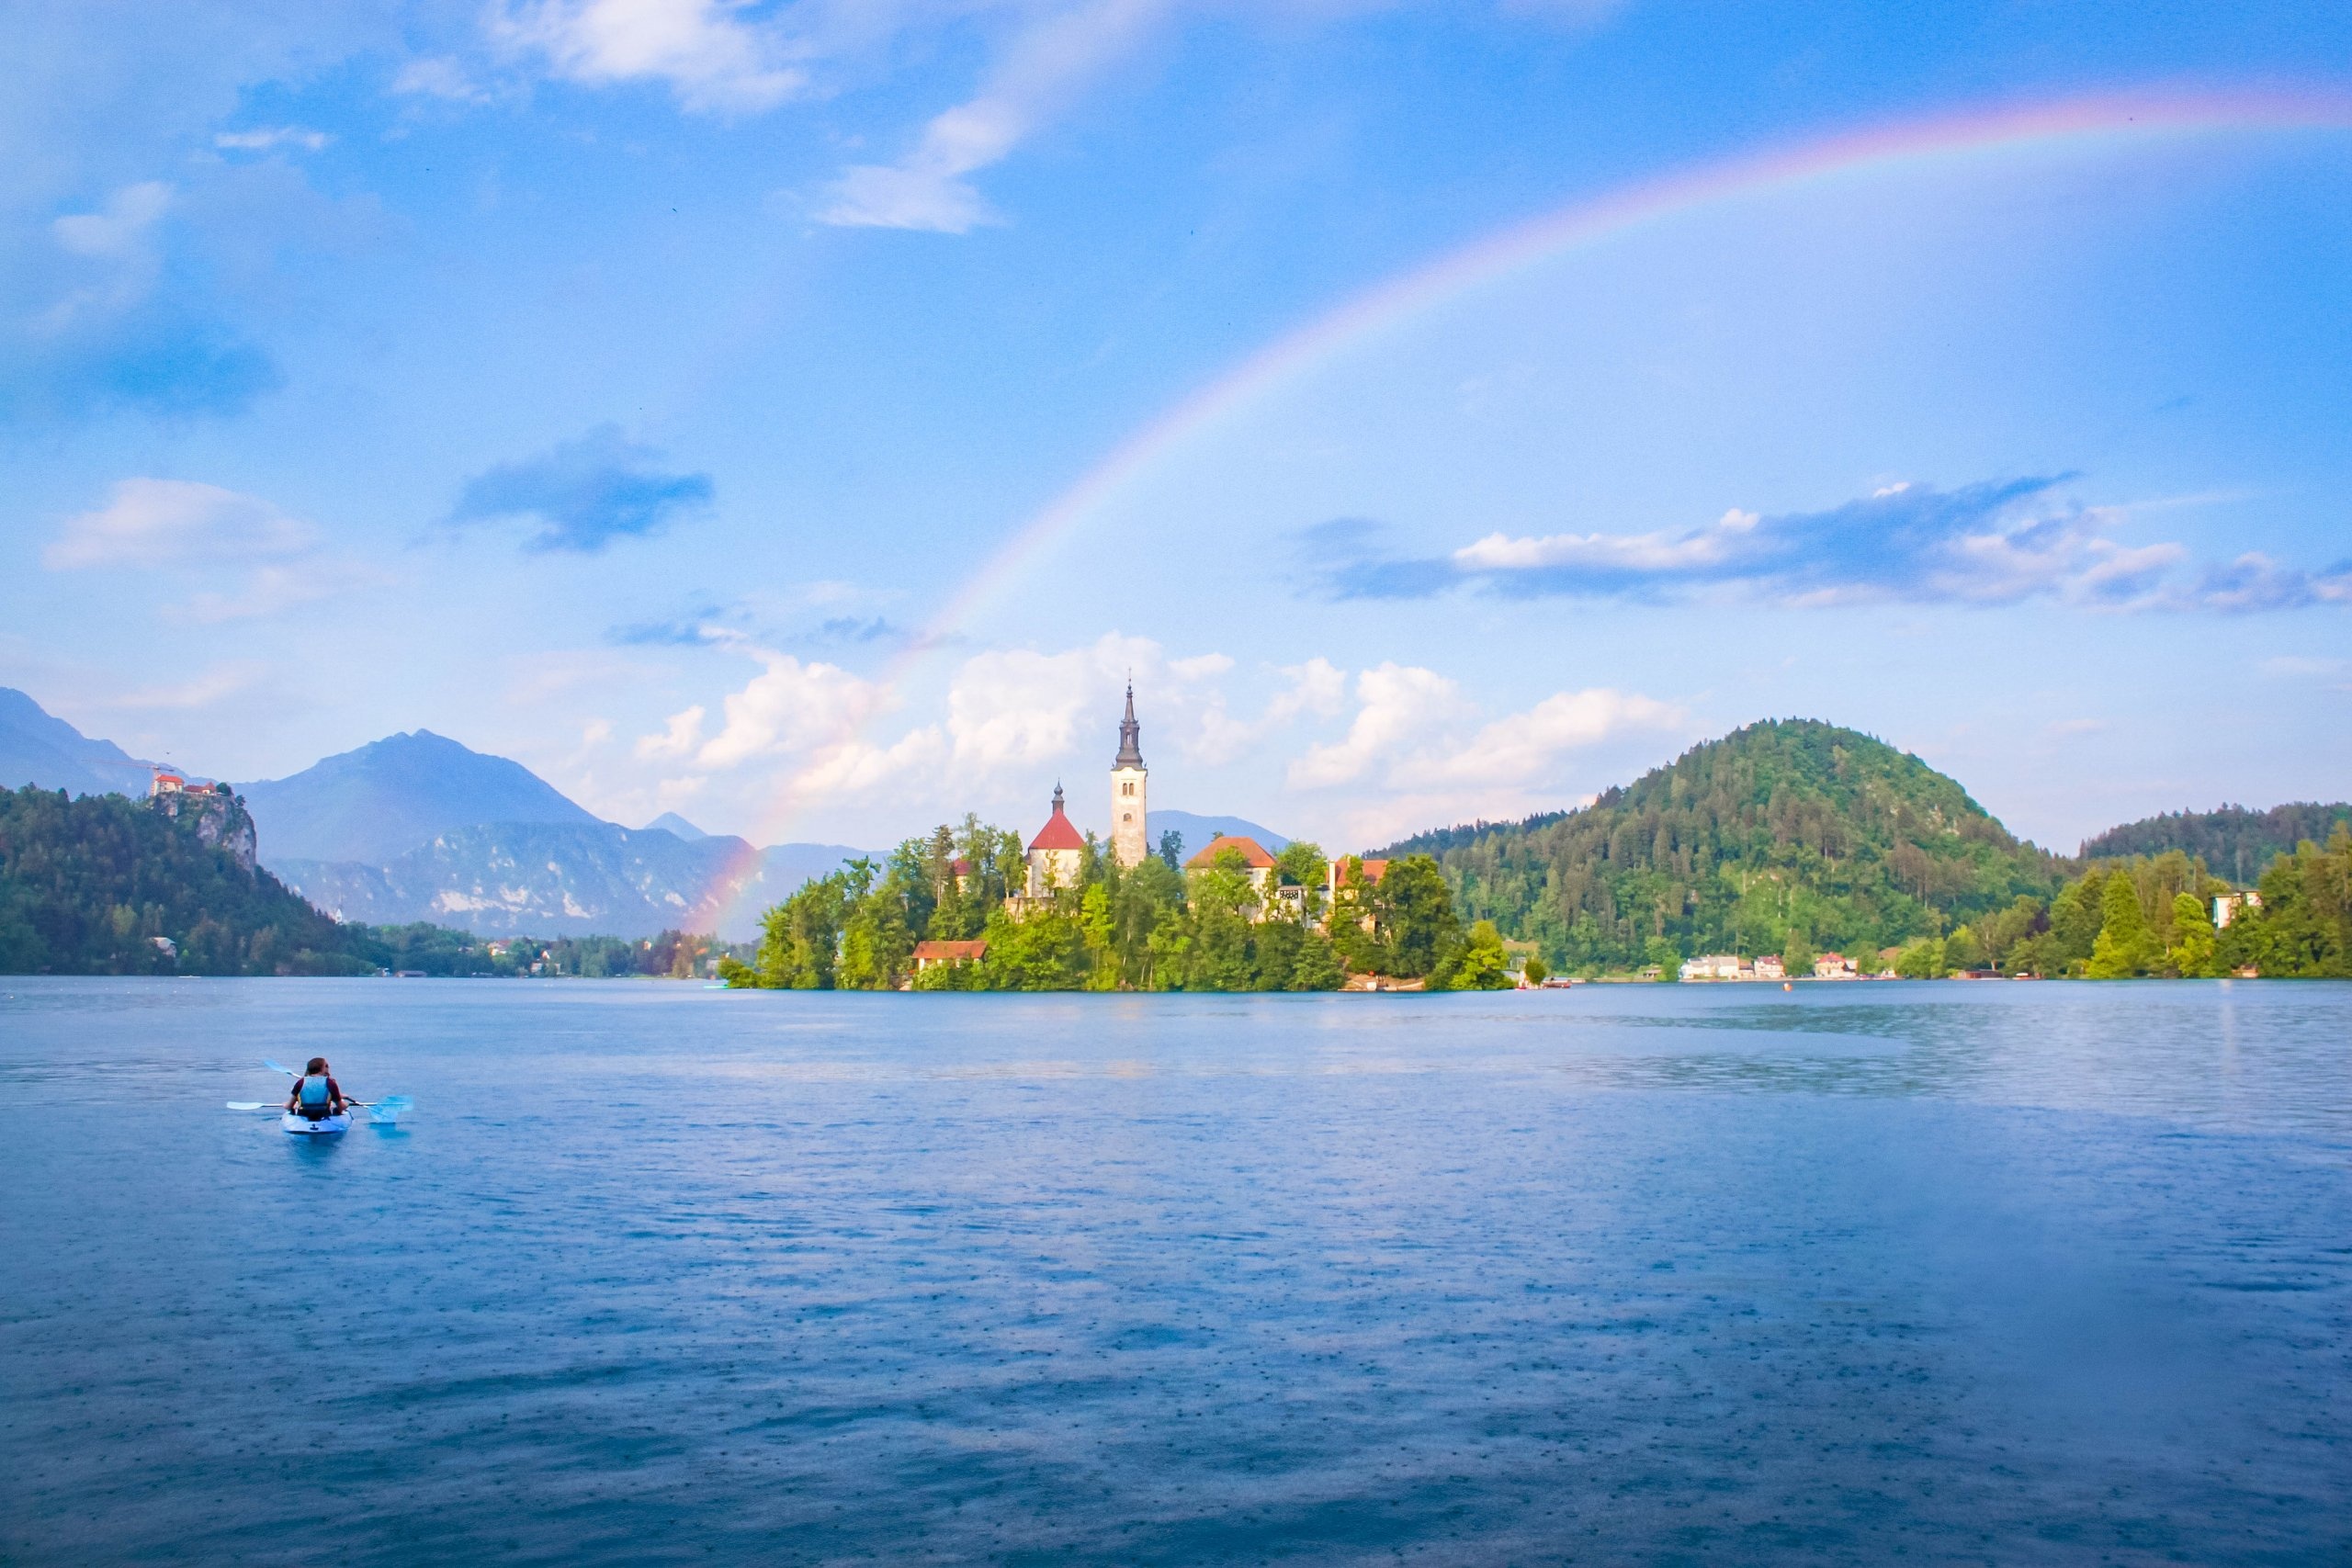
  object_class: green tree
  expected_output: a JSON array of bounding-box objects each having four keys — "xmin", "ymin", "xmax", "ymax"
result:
[
  {"xmin": 2086, "ymin": 872, "xmax": 2161, "ymax": 978},
  {"xmin": 1781, "ymin": 927, "xmax": 1815, "ymax": 976},
  {"xmin": 1288, "ymin": 928, "xmax": 1346, "ymax": 990},
  {"xmin": 1441, "ymin": 919, "xmax": 1514, "ymax": 990},
  {"xmin": 1521, "ymin": 953, "xmax": 1550, "ymax": 987},
  {"xmin": 1894, "ymin": 936, "xmax": 1947, "ymax": 978},
  {"xmin": 2167, "ymin": 890, "xmax": 2218, "ymax": 977},
  {"xmin": 1374, "ymin": 854, "xmax": 1460, "ymax": 978}
]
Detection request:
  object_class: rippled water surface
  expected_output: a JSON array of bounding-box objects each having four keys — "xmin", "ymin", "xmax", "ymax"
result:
[{"xmin": 3, "ymin": 978, "xmax": 2348, "ymax": 1564}]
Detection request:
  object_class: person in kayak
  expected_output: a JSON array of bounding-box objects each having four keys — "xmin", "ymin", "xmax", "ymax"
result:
[{"xmin": 287, "ymin": 1058, "xmax": 350, "ymax": 1121}]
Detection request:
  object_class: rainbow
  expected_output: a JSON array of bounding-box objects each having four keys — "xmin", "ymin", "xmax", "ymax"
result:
[{"xmin": 695, "ymin": 87, "xmax": 2352, "ymax": 931}]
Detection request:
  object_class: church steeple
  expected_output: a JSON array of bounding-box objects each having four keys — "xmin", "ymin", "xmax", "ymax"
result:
[
  {"xmin": 1114, "ymin": 680, "xmax": 1145, "ymax": 769},
  {"xmin": 1110, "ymin": 682, "xmax": 1148, "ymax": 869}
]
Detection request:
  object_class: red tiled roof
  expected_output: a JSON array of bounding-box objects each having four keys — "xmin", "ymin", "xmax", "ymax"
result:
[
  {"xmin": 949, "ymin": 858, "xmax": 974, "ymax": 876},
  {"xmin": 914, "ymin": 940, "xmax": 988, "ymax": 962},
  {"xmin": 1331, "ymin": 856, "xmax": 1388, "ymax": 886},
  {"xmin": 1028, "ymin": 801, "xmax": 1086, "ymax": 852},
  {"xmin": 1186, "ymin": 834, "xmax": 1275, "ymax": 870}
]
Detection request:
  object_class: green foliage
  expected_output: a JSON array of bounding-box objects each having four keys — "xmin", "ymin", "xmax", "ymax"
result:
[
  {"xmin": 1373, "ymin": 854, "xmax": 1461, "ymax": 979},
  {"xmin": 2167, "ymin": 892, "xmax": 2219, "ymax": 977},
  {"xmin": 2216, "ymin": 827, "xmax": 2352, "ymax": 978},
  {"xmin": 1894, "ymin": 937, "xmax": 1947, "ymax": 979},
  {"xmin": 2086, "ymin": 869, "xmax": 2164, "ymax": 977},
  {"xmin": 1521, "ymin": 953, "xmax": 1550, "ymax": 987},
  {"xmin": 2086, "ymin": 803, "xmax": 2352, "ymax": 885},
  {"xmin": 1384, "ymin": 720, "xmax": 2065, "ymax": 974},
  {"xmin": 1439, "ymin": 919, "xmax": 1514, "ymax": 990},
  {"xmin": 0, "ymin": 785, "xmax": 368, "ymax": 975}
]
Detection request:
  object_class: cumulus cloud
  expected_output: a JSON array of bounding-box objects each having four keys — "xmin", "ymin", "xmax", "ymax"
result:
[
  {"xmin": 693, "ymin": 652, "xmax": 887, "ymax": 769},
  {"xmin": 493, "ymin": 0, "xmax": 806, "ymax": 112},
  {"xmin": 452, "ymin": 425, "xmax": 714, "ymax": 553},
  {"xmin": 1290, "ymin": 665, "xmax": 1684, "ymax": 795},
  {"xmin": 945, "ymin": 633, "xmax": 1161, "ymax": 773},
  {"xmin": 47, "ymin": 479, "xmax": 312, "ymax": 569},
  {"xmin": 821, "ymin": 0, "xmax": 1170, "ymax": 232},
  {"xmin": 1297, "ymin": 479, "xmax": 2345, "ymax": 614},
  {"xmin": 1195, "ymin": 656, "xmax": 1346, "ymax": 764}
]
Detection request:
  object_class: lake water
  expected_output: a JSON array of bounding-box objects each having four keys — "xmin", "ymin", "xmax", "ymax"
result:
[{"xmin": 2, "ymin": 978, "xmax": 2347, "ymax": 1565}]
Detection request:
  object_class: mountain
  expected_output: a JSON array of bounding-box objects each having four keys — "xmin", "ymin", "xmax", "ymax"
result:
[
  {"xmin": 272, "ymin": 823, "xmax": 865, "ymax": 941},
  {"xmin": 2083, "ymin": 803, "xmax": 2352, "ymax": 885},
  {"xmin": 644, "ymin": 811, "xmax": 708, "ymax": 840},
  {"xmin": 0, "ymin": 687, "xmax": 164, "ymax": 798},
  {"xmin": 0, "ymin": 784, "xmax": 368, "ymax": 975},
  {"xmin": 239, "ymin": 729, "xmax": 603, "ymax": 864},
  {"xmin": 1150, "ymin": 810, "xmax": 1289, "ymax": 855},
  {"xmin": 1383, "ymin": 718, "xmax": 2066, "ymax": 971}
]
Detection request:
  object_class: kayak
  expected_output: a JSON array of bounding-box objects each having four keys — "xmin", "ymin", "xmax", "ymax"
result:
[{"xmin": 282, "ymin": 1111, "xmax": 350, "ymax": 1136}]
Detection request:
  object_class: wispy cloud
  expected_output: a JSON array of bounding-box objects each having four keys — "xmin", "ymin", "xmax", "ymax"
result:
[
  {"xmin": 453, "ymin": 425, "xmax": 714, "ymax": 553},
  {"xmin": 820, "ymin": 0, "xmax": 1170, "ymax": 233},
  {"xmin": 214, "ymin": 127, "xmax": 332, "ymax": 153},
  {"xmin": 492, "ymin": 0, "xmax": 807, "ymax": 112},
  {"xmin": 1301, "ymin": 479, "xmax": 2346, "ymax": 614},
  {"xmin": 47, "ymin": 478, "xmax": 311, "ymax": 569}
]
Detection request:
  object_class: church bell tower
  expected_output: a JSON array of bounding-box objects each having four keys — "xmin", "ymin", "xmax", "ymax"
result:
[{"xmin": 1110, "ymin": 682, "xmax": 1148, "ymax": 868}]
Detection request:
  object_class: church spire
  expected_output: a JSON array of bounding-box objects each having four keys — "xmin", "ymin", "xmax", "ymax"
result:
[{"xmin": 1114, "ymin": 680, "xmax": 1145, "ymax": 768}]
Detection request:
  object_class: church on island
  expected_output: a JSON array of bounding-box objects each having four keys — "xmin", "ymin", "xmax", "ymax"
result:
[{"xmin": 1002, "ymin": 683, "xmax": 1381, "ymax": 914}]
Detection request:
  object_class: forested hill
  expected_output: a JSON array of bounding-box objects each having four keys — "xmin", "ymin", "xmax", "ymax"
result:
[
  {"xmin": 0, "ymin": 785, "xmax": 369, "ymax": 975},
  {"xmin": 1381, "ymin": 719, "xmax": 2066, "ymax": 972},
  {"xmin": 2083, "ymin": 802, "xmax": 2352, "ymax": 885}
]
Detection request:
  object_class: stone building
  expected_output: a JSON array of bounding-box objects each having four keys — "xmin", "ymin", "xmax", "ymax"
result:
[{"xmin": 1110, "ymin": 682, "xmax": 1148, "ymax": 869}]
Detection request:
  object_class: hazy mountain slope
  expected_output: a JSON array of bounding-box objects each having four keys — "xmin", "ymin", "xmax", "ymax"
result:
[
  {"xmin": 1383, "ymin": 718, "xmax": 2065, "ymax": 969},
  {"xmin": 240, "ymin": 730, "xmax": 603, "ymax": 863},
  {"xmin": 2083, "ymin": 802, "xmax": 2352, "ymax": 885},
  {"xmin": 644, "ymin": 812, "xmax": 708, "ymax": 840},
  {"xmin": 1150, "ymin": 810, "xmax": 1289, "ymax": 854},
  {"xmin": 273, "ymin": 823, "xmax": 866, "ymax": 941},
  {"xmin": 0, "ymin": 688, "xmax": 164, "ymax": 798}
]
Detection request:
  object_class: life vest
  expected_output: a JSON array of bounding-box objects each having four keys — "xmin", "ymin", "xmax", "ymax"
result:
[{"xmin": 297, "ymin": 1074, "xmax": 335, "ymax": 1119}]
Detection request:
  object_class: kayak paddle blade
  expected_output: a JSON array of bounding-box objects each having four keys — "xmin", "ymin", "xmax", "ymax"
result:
[
  {"xmin": 226, "ymin": 1101, "xmax": 268, "ymax": 1111},
  {"xmin": 368, "ymin": 1095, "xmax": 412, "ymax": 1124}
]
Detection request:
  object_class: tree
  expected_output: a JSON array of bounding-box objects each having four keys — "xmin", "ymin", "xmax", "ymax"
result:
[
  {"xmin": 1374, "ymin": 854, "xmax": 1460, "ymax": 978},
  {"xmin": 1894, "ymin": 936, "xmax": 1947, "ymax": 978},
  {"xmin": 2167, "ymin": 890, "xmax": 2218, "ymax": 977},
  {"xmin": 1441, "ymin": 919, "xmax": 1514, "ymax": 989},
  {"xmin": 1157, "ymin": 829, "xmax": 1185, "ymax": 871},
  {"xmin": 1521, "ymin": 953, "xmax": 1550, "ymax": 987},
  {"xmin": 1288, "ymin": 929, "xmax": 1345, "ymax": 990},
  {"xmin": 1781, "ymin": 927, "xmax": 1815, "ymax": 976},
  {"xmin": 2086, "ymin": 872, "xmax": 2161, "ymax": 978}
]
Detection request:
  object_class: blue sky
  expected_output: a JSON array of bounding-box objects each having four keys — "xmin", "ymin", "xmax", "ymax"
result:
[{"xmin": 3, "ymin": 0, "xmax": 2347, "ymax": 855}]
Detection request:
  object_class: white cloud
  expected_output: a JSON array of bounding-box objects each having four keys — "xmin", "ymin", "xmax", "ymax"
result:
[
  {"xmin": 1195, "ymin": 656, "xmax": 1345, "ymax": 765},
  {"xmin": 1408, "ymin": 688, "xmax": 1684, "ymax": 788},
  {"xmin": 1289, "ymin": 663, "xmax": 1465, "ymax": 788},
  {"xmin": 494, "ymin": 0, "xmax": 805, "ymax": 112},
  {"xmin": 51, "ymin": 181, "xmax": 172, "ymax": 259},
  {"xmin": 1453, "ymin": 508, "xmax": 1758, "ymax": 573},
  {"xmin": 1291, "ymin": 668, "xmax": 1685, "ymax": 802},
  {"xmin": 945, "ymin": 633, "xmax": 1159, "ymax": 773},
  {"xmin": 635, "ymin": 704, "xmax": 705, "ymax": 760},
  {"xmin": 47, "ymin": 479, "xmax": 313, "ymax": 569},
  {"xmin": 820, "ymin": 0, "xmax": 1170, "ymax": 232},
  {"xmin": 695, "ymin": 651, "xmax": 887, "ymax": 767},
  {"xmin": 170, "ymin": 559, "xmax": 390, "ymax": 624},
  {"xmin": 214, "ymin": 127, "xmax": 332, "ymax": 153},
  {"xmin": 391, "ymin": 57, "xmax": 492, "ymax": 102}
]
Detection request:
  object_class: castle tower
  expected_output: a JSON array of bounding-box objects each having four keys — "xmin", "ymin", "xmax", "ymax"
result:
[{"xmin": 1111, "ymin": 682, "xmax": 1148, "ymax": 868}]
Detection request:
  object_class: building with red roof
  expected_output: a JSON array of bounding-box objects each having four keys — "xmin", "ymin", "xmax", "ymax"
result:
[{"xmin": 1022, "ymin": 784, "xmax": 1086, "ymax": 901}]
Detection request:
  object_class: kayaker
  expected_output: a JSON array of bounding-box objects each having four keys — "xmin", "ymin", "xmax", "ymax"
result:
[{"xmin": 287, "ymin": 1057, "xmax": 349, "ymax": 1121}]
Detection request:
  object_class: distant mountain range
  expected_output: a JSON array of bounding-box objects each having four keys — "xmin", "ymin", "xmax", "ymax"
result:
[
  {"xmin": 239, "ymin": 730, "xmax": 603, "ymax": 864},
  {"xmin": 0, "ymin": 687, "xmax": 168, "ymax": 799},
  {"xmin": 1148, "ymin": 809, "xmax": 1289, "ymax": 854},
  {"xmin": 0, "ymin": 689, "xmax": 865, "ymax": 942}
]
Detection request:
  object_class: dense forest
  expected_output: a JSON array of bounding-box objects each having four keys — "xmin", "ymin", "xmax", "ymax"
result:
[
  {"xmin": 1385, "ymin": 720, "xmax": 2067, "ymax": 974},
  {"xmin": 0, "ymin": 784, "xmax": 750, "ymax": 977},
  {"xmin": 2081, "ymin": 802, "xmax": 2352, "ymax": 883},
  {"xmin": 1889, "ymin": 826, "xmax": 2351, "ymax": 979},
  {"xmin": 0, "ymin": 785, "xmax": 368, "ymax": 975},
  {"xmin": 721, "ymin": 817, "xmax": 1514, "ymax": 992}
]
